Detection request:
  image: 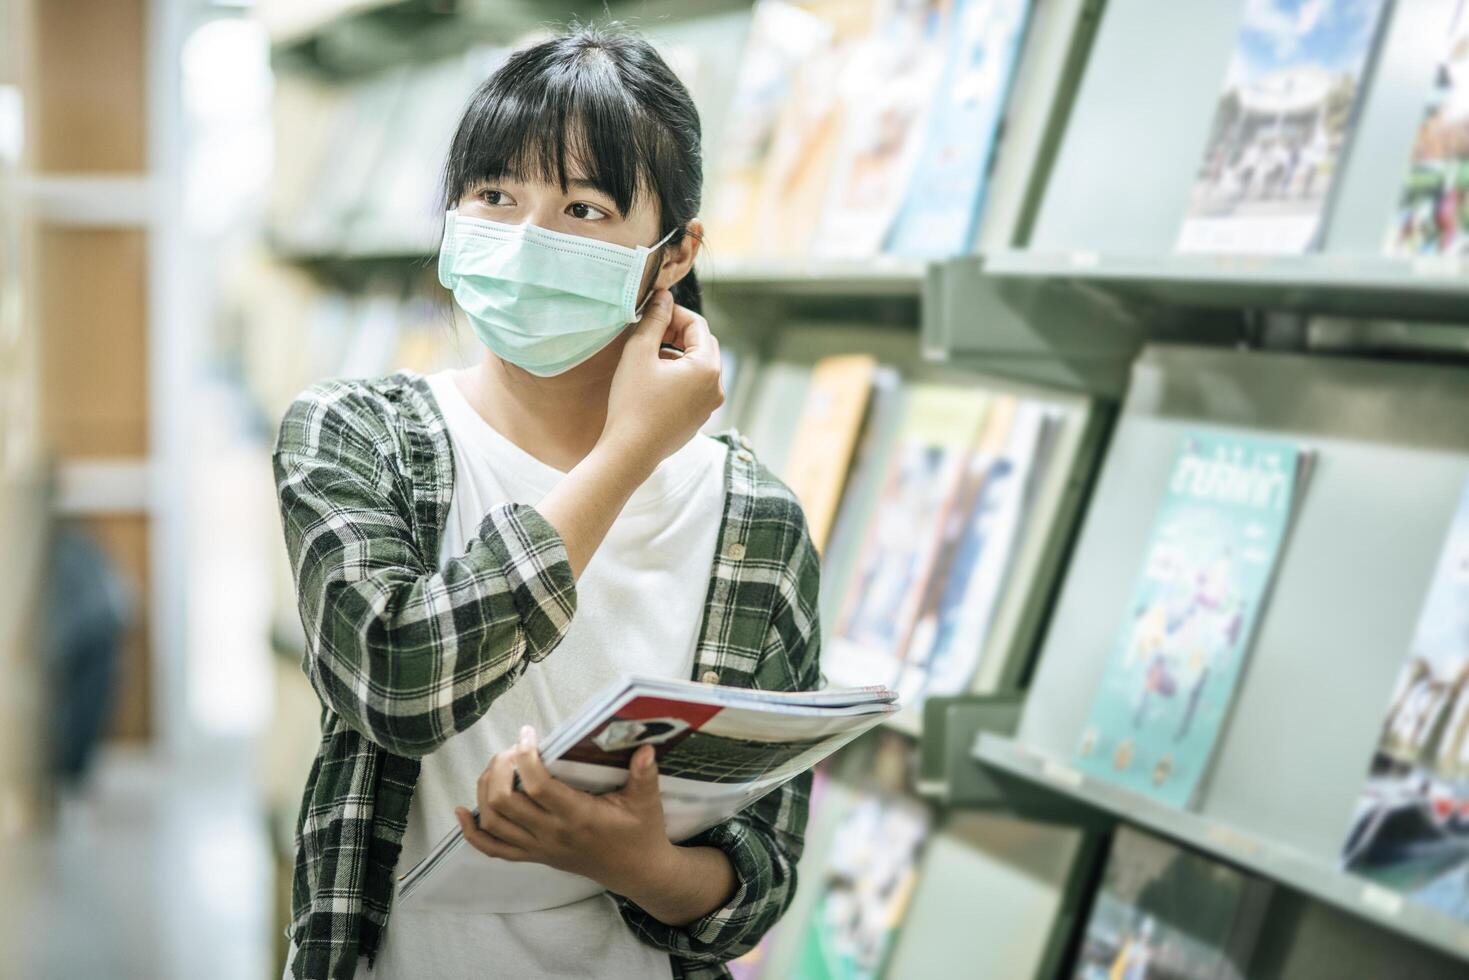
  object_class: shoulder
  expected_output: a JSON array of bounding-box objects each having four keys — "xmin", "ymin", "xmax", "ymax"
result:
[
  {"xmin": 273, "ymin": 369, "xmax": 442, "ymax": 462},
  {"xmin": 709, "ymin": 428, "xmax": 814, "ymax": 569}
]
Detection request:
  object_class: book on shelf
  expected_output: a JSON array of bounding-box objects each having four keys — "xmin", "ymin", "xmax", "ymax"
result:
[
  {"xmin": 1341, "ymin": 478, "xmax": 1469, "ymax": 925},
  {"xmin": 1071, "ymin": 826, "xmax": 1274, "ymax": 980},
  {"xmin": 885, "ymin": 0, "xmax": 1033, "ymax": 258},
  {"xmin": 819, "ymin": 365, "xmax": 906, "ymax": 625},
  {"xmin": 827, "ymin": 377, "xmax": 1065, "ymax": 706},
  {"xmin": 728, "ymin": 764, "xmax": 836, "ymax": 980},
  {"xmin": 781, "ymin": 354, "xmax": 878, "ymax": 552},
  {"xmin": 1386, "ymin": 0, "xmax": 1469, "ymax": 258},
  {"xmin": 395, "ymin": 676, "xmax": 896, "ymax": 910},
  {"xmin": 829, "ymin": 383, "xmax": 991, "ymax": 692},
  {"xmin": 1074, "ymin": 431, "xmax": 1309, "ymax": 809},
  {"xmin": 790, "ymin": 783, "xmax": 931, "ymax": 980},
  {"xmin": 1176, "ymin": 0, "xmax": 1391, "ymax": 256},
  {"xmin": 897, "ymin": 398, "xmax": 1048, "ymax": 704},
  {"xmin": 806, "ymin": 0, "xmax": 948, "ymax": 259},
  {"xmin": 705, "ymin": 0, "xmax": 838, "ymax": 257},
  {"xmin": 738, "ymin": 359, "xmax": 815, "ymax": 478}
]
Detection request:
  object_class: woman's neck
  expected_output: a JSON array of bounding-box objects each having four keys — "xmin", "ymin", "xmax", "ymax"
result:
[{"xmin": 455, "ymin": 346, "xmax": 623, "ymax": 473}]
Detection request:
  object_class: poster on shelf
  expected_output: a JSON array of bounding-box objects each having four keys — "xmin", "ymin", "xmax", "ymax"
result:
[
  {"xmin": 1387, "ymin": 0, "xmax": 1469, "ymax": 258},
  {"xmin": 885, "ymin": 0, "xmax": 1033, "ymax": 258},
  {"xmin": 1070, "ymin": 827, "xmax": 1274, "ymax": 980},
  {"xmin": 1341, "ymin": 480, "xmax": 1469, "ymax": 925},
  {"xmin": 829, "ymin": 385, "xmax": 989, "ymax": 691},
  {"xmin": 1176, "ymin": 0, "xmax": 1390, "ymax": 255},
  {"xmin": 1075, "ymin": 432, "xmax": 1306, "ymax": 809}
]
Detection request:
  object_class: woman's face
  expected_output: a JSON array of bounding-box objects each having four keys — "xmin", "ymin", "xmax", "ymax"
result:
[{"xmin": 455, "ymin": 165, "xmax": 693, "ymax": 302}]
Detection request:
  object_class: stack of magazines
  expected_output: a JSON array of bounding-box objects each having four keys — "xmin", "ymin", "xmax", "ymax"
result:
[{"xmin": 397, "ymin": 676, "xmax": 897, "ymax": 910}]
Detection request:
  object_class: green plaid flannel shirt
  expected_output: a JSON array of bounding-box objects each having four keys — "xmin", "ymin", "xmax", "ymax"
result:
[{"xmin": 272, "ymin": 370, "xmax": 821, "ymax": 980}]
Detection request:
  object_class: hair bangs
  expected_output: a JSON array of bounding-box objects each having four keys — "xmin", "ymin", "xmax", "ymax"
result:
[{"xmin": 442, "ymin": 43, "xmax": 667, "ymax": 218}]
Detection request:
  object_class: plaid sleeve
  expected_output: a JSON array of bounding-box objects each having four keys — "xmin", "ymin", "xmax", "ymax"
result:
[
  {"xmin": 616, "ymin": 508, "xmax": 822, "ymax": 964},
  {"xmin": 272, "ymin": 381, "xmax": 578, "ymax": 758}
]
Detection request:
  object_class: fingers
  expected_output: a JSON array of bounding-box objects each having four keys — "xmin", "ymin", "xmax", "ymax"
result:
[
  {"xmin": 456, "ymin": 807, "xmax": 530, "ymax": 862},
  {"xmin": 667, "ymin": 302, "xmax": 711, "ymax": 353},
  {"xmin": 512, "ymin": 726, "xmax": 578, "ymax": 811},
  {"xmin": 628, "ymin": 290, "xmax": 674, "ymax": 347},
  {"xmin": 476, "ymin": 749, "xmax": 516, "ymax": 825},
  {"xmin": 474, "ymin": 804, "xmax": 540, "ymax": 851},
  {"xmin": 615, "ymin": 744, "xmax": 660, "ymax": 800}
]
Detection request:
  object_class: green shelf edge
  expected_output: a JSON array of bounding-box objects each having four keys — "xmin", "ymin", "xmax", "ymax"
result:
[
  {"xmin": 972, "ymin": 732, "xmax": 1469, "ymax": 965},
  {"xmin": 984, "ymin": 249, "xmax": 1469, "ymax": 322}
]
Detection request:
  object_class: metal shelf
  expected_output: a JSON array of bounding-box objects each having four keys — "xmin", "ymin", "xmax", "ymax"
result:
[
  {"xmin": 985, "ymin": 248, "xmax": 1469, "ymax": 322},
  {"xmin": 973, "ymin": 733, "xmax": 1469, "ymax": 965},
  {"xmin": 53, "ymin": 458, "xmax": 154, "ymax": 516},
  {"xmin": 19, "ymin": 175, "xmax": 156, "ymax": 227}
]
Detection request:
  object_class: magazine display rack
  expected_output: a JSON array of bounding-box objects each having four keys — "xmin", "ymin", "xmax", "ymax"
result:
[
  {"xmin": 981, "ymin": 0, "xmax": 1469, "ymax": 323},
  {"xmin": 960, "ymin": 345, "xmax": 1469, "ymax": 971}
]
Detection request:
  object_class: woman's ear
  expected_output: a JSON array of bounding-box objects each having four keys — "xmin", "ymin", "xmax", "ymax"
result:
[{"xmin": 653, "ymin": 218, "xmax": 704, "ymax": 291}]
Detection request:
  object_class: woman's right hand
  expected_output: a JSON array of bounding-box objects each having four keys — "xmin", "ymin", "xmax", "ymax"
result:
[{"xmin": 600, "ymin": 289, "xmax": 724, "ymax": 472}]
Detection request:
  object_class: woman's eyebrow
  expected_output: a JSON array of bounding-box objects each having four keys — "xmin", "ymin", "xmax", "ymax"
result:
[{"xmin": 565, "ymin": 177, "xmax": 624, "ymax": 213}]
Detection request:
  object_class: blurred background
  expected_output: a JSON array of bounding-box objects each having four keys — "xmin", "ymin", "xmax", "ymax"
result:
[{"xmin": 5, "ymin": 1, "xmax": 1469, "ymax": 978}]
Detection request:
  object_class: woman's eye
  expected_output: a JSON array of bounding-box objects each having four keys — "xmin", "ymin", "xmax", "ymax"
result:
[
  {"xmin": 480, "ymin": 188, "xmax": 514, "ymax": 206},
  {"xmin": 567, "ymin": 202, "xmax": 608, "ymax": 221}
]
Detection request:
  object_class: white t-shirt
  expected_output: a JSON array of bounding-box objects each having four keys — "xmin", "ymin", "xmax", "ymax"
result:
[{"xmin": 285, "ymin": 368, "xmax": 729, "ymax": 980}]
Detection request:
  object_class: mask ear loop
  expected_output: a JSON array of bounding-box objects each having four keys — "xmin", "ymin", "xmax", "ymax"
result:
[{"xmin": 632, "ymin": 225, "xmax": 685, "ymax": 317}]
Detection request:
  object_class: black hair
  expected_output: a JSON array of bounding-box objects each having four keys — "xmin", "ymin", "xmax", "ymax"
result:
[{"xmin": 439, "ymin": 23, "xmax": 704, "ymax": 312}]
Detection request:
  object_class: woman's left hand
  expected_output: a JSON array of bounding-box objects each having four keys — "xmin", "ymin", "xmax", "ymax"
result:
[{"xmin": 455, "ymin": 725, "xmax": 675, "ymax": 897}]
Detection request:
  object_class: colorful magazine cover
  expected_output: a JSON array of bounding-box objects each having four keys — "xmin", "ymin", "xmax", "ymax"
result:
[
  {"xmin": 830, "ymin": 385, "xmax": 990, "ymax": 690},
  {"xmin": 1341, "ymin": 480, "xmax": 1469, "ymax": 924},
  {"xmin": 1075, "ymin": 432, "xmax": 1304, "ymax": 809},
  {"xmin": 809, "ymin": 0, "xmax": 950, "ymax": 258},
  {"xmin": 897, "ymin": 398, "xmax": 1045, "ymax": 704},
  {"xmin": 885, "ymin": 0, "xmax": 1033, "ymax": 257},
  {"xmin": 1177, "ymin": 0, "xmax": 1390, "ymax": 255},
  {"xmin": 1072, "ymin": 827, "xmax": 1274, "ymax": 980},
  {"xmin": 1387, "ymin": 1, "xmax": 1469, "ymax": 256},
  {"xmin": 793, "ymin": 792, "xmax": 931, "ymax": 980},
  {"xmin": 705, "ymin": 0, "xmax": 835, "ymax": 257},
  {"xmin": 756, "ymin": 0, "xmax": 877, "ymax": 257},
  {"xmin": 782, "ymin": 354, "xmax": 878, "ymax": 553}
]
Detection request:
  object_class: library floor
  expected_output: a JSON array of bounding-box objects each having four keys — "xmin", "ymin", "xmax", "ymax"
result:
[{"xmin": 5, "ymin": 744, "xmax": 274, "ymax": 980}]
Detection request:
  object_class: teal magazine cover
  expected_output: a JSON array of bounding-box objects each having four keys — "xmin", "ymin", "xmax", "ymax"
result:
[
  {"xmin": 1075, "ymin": 432, "xmax": 1304, "ymax": 809},
  {"xmin": 1342, "ymin": 479, "xmax": 1469, "ymax": 923},
  {"xmin": 885, "ymin": 0, "xmax": 1032, "ymax": 257}
]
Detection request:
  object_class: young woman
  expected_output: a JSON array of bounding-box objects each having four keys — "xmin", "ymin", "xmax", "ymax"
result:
[{"xmin": 274, "ymin": 25, "xmax": 821, "ymax": 980}]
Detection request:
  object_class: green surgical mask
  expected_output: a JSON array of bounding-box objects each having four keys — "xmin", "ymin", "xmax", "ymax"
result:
[{"xmin": 437, "ymin": 210, "xmax": 678, "ymax": 377}]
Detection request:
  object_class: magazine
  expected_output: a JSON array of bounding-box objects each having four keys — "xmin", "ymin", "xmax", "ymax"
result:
[
  {"xmin": 829, "ymin": 385, "xmax": 990, "ymax": 690},
  {"xmin": 792, "ymin": 789, "xmax": 931, "ymax": 980},
  {"xmin": 897, "ymin": 398, "xmax": 1047, "ymax": 704},
  {"xmin": 885, "ymin": 0, "xmax": 1033, "ymax": 257},
  {"xmin": 1387, "ymin": 0, "xmax": 1469, "ymax": 257},
  {"xmin": 1074, "ymin": 432, "xmax": 1307, "ymax": 809},
  {"xmin": 1176, "ymin": 0, "xmax": 1390, "ymax": 255},
  {"xmin": 1341, "ymin": 479, "xmax": 1469, "ymax": 924},
  {"xmin": 1072, "ymin": 827, "xmax": 1274, "ymax": 980},
  {"xmin": 395, "ymin": 676, "xmax": 897, "ymax": 910},
  {"xmin": 808, "ymin": 0, "xmax": 949, "ymax": 259},
  {"xmin": 705, "ymin": 0, "xmax": 834, "ymax": 257},
  {"xmin": 782, "ymin": 354, "xmax": 878, "ymax": 552}
]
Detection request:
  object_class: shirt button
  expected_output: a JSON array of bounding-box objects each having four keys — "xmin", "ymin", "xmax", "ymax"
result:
[
  {"xmin": 700, "ymin": 670, "xmax": 721, "ymax": 685},
  {"xmin": 739, "ymin": 434, "xmax": 753, "ymax": 451},
  {"xmin": 736, "ymin": 449, "xmax": 753, "ymax": 463},
  {"xmin": 725, "ymin": 541, "xmax": 746, "ymax": 561}
]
